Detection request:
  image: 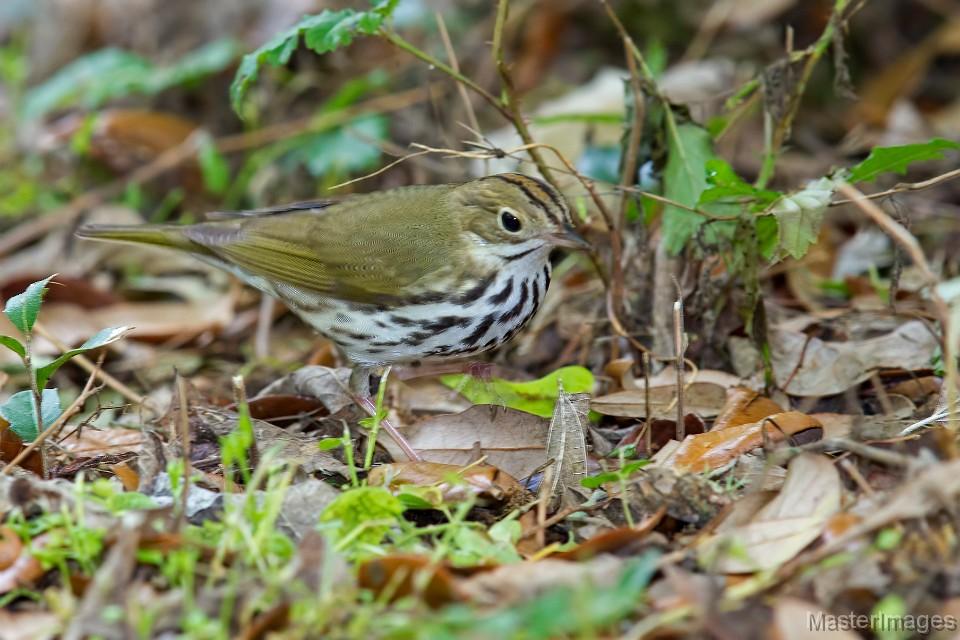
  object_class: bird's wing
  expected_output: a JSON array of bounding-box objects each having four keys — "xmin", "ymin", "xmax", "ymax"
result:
[
  {"xmin": 203, "ymin": 199, "xmax": 335, "ymax": 220},
  {"xmin": 183, "ymin": 187, "xmax": 458, "ymax": 305}
]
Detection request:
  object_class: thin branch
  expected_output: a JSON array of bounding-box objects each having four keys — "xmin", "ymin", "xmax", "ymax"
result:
[
  {"xmin": 434, "ymin": 11, "xmax": 484, "ymax": 154},
  {"xmin": 755, "ymin": 0, "xmax": 851, "ymax": 187},
  {"xmin": 830, "ymin": 167, "xmax": 960, "ymax": 206},
  {"xmin": 837, "ymin": 182, "xmax": 956, "ymax": 431},
  {"xmin": 491, "ymin": 0, "xmax": 558, "ymax": 188},
  {"xmin": 379, "ymin": 29, "xmax": 508, "ymax": 120}
]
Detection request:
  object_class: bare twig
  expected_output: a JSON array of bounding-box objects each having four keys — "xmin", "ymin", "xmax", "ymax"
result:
[
  {"xmin": 830, "ymin": 167, "xmax": 960, "ymax": 206},
  {"xmin": 642, "ymin": 351, "xmax": 652, "ymax": 453},
  {"xmin": 490, "ymin": 0, "xmax": 559, "ymax": 189},
  {"xmin": 837, "ymin": 182, "xmax": 955, "ymax": 432},
  {"xmin": 673, "ymin": 287, "xmax": 686, "ymax": 441},
  {"xmin": 756, "ymin": 0, "xmax": 851, "ymax": 187},
  {"xmin": 175, "ymin": 374, "xmax": 192, "ymax": 529},
  {"xmin": 434, "ymin": 11, "xmax": 484, "ymax": 160},
  {"xmin": 770, "ymin": 437, "xmax": 916, "ymax": 468}
]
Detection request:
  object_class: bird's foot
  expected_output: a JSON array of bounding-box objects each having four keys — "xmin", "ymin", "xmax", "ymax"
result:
[
  {"xmin": 350, "ymin": 365, "xmax": 422, "ymax": 462},
  {"xmin": 354, "ymin": 394, "xmax": 423, "ymax": 462}
]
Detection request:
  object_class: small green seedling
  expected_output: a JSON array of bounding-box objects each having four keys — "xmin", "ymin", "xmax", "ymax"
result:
[{"xmin": 0, "ymin": 275, "xmax": 130, "ymax": 441}]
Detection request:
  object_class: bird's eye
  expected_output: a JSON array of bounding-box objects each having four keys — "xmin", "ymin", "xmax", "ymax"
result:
[{"xmin": 499, "ymin": 209, "xmax": 522, "ymax": 233}]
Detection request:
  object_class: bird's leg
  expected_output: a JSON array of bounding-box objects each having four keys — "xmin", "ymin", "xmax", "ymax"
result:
[{"xmin": 349, "ymin": 365, "xmax": 423, "ymax": 462}]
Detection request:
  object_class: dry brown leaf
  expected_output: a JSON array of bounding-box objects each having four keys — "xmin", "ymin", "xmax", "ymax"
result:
[
  {"xmin": 0, "ymin": 530, "xmax": 45, "ymax": 594},
  {"xmin": 659, "ymin": 411, "xmax": 822, "ymax": 473},
  {"xmin": 772, "ymin": 320, "xmax": 938, "ymax": 397},
  {"xmin": 552, "ymin": 524, "xmax": 662, "ymax": 562},
  {"xmin": 0, "ymin": 610, "xmax": 60, "ymax": 640},
  {"xmin": 818, "ymin": 458, "xmax": 960, "ymax": 557},
  {"xmin": 358, "ymin": 555, "xmax": 464, "ymax": 608},
  {"xmin": 0, "ymin": 297, "xmax": 234, "ymax": 352},
  {"xmin": 699, "ymin": 454, "xmax": 841, "ymax": 573},
  {"xmin": 256, "ymin": 366, "xmax": 353, "ymax": 416},
  {"xmin": 592, "ymin": 381, "xmax": 728, "ymax": 419},
  {"xmin": 809, "ymin": 413, "xmax": 855, "ymax": 440},
  {"xmin": 0, "ymin": 418, "xmax": 44, "ymax": 476},
  {"xmin": 713, "ymin": 387, "xmax": 784, "ymax": 430},
  {"xmin": 397, "ymin": 405, "xmax": 549, "ymax": 480},
  {"xmin": 459, "ymin": 555, "xmax": 624, "ymax": 607},
  {"xmin": 543, "ymin": 388, "xmax": 588, "ymax": 503},
  {"xmin": 887, "ymin": 376, "xmax": 941, "ymax": 403},
  {"xmin": 59, "ymin": 427, "xmax": 144, "ymax": 456},
  {"xmin": 109, "ymin": 462, "xmax": 140, "ymax": 492}
]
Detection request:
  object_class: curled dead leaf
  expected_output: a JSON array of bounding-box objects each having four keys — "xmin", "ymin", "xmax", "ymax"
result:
[
  {"xmin": 713, "ymin": 387, "xmax": 784, "ymax": 430},
  {"xmin": 660, "ymin": 411, "xmax": 823, "ymax": 473}
]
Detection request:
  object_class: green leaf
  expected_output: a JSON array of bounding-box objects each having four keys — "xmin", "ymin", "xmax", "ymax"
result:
[
  {"xmin": 34, "ymin": 326, "xmax": 132, "ymax": 389},
  {"xmin": 319, "ymin": 486, "xmax": 404, "ymax": 551},
  {"xmin": 230, "ymin": 0, "xmax": 398, "ymax": 113},
  {"xmin": 197, "ymin": 134, "xmax": 230, "ymax": 195},
  {"xmin": 441, "ymin": 366, "xmax": 595, "ymax": 418},
  {"xmin": 698, "ymin": 159, "xmax": 780, "ymax": 207},
  {"xmin": 317, "ymin": 437, "xmax": 344, "ymax": 451},
  {"xmin": 756, "ymin": 215, "xmax": 779, "ymax": 260},
  {"xmin": 661, "ymin": 122, "xmax": 717, "ymax": 254},
  {"xmin": 0, "ymin": 389, "xmax": 61, "ymax": 442},
  {"xmin": 0, "ymin": 335, "xmax": 25, "ymax": 358},
  {"xmin": 284, "ymin": 115, "xmax": 387, "ymax": 177},
  {"xmin": 847, "ymin": 138, "xmax": 960, "ymax": 184},
  {"xmin": 3, "ymin": 275, "xmax": 54, "ymax": 334},
  {"xmin": 22, "ymin": 40, "xmax": 238, "ymax": 120},
  {"xmin": 772, "ymin": 176, "xmax": 838, "ymax": 259}
]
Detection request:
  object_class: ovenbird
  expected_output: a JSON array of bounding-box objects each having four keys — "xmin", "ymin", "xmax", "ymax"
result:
[{"xmin": 77, "ymin": 173, "xmax": 587, "ymax": 458}]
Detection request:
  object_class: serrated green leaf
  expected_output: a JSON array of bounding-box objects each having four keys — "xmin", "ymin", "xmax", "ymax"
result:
[
  {"xmin": 0, "ymin": 388, "xmax": 61, "ymax": 442},
  {"xmin": 662, "ymin": 122, "xmax": 717, "ymax": 254},
  {"xmin": 0, "ymin": 335, "xmax": 25, "ymax": 358},
  {"xmin": 756, "ymin": 215, "xmax": 779, "ymax": 260},
  {"xmin": 441, "ymin": 366, "xmax": 595, "ymax": 418},
  {"xmin": 3, "ymin": 275, "xmax": 54, "ymax": 334},
  {"xmin": 230, "ymin": 0, "xmax": 398, "ymax": 113},
  {"xmin": 35, "ymin": 326, "xmax": 132, "ymax": 389},
  {"xmin": 772, "ymin": 176, "xmax": 837, "ymax": 259},
  {"xmin": 698, "ymin": 159, "xmax": 780, "ymax": 206},
  {"xmin": 22, "ymin": 40, "xmax": 238, "ymax": 120},
  {"xmin": 847, "ymin": 138, "xmax": 960, "ymax": 184}
]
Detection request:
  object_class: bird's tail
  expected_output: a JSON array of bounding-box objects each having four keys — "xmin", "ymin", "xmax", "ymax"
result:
[{"xmin": 76, "ymin": 224, "xmax": 206, "ymax": 254}]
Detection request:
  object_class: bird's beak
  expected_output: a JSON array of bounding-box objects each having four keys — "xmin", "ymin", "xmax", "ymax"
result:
[{"xmin": 545, "ymin": 224, "xmax": 591, "ymax": 250}]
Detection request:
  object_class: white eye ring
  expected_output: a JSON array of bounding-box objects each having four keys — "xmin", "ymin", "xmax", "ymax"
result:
[{"xmin": 499, "ymin": 207, "xmax": 522, "ymax": 232}]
